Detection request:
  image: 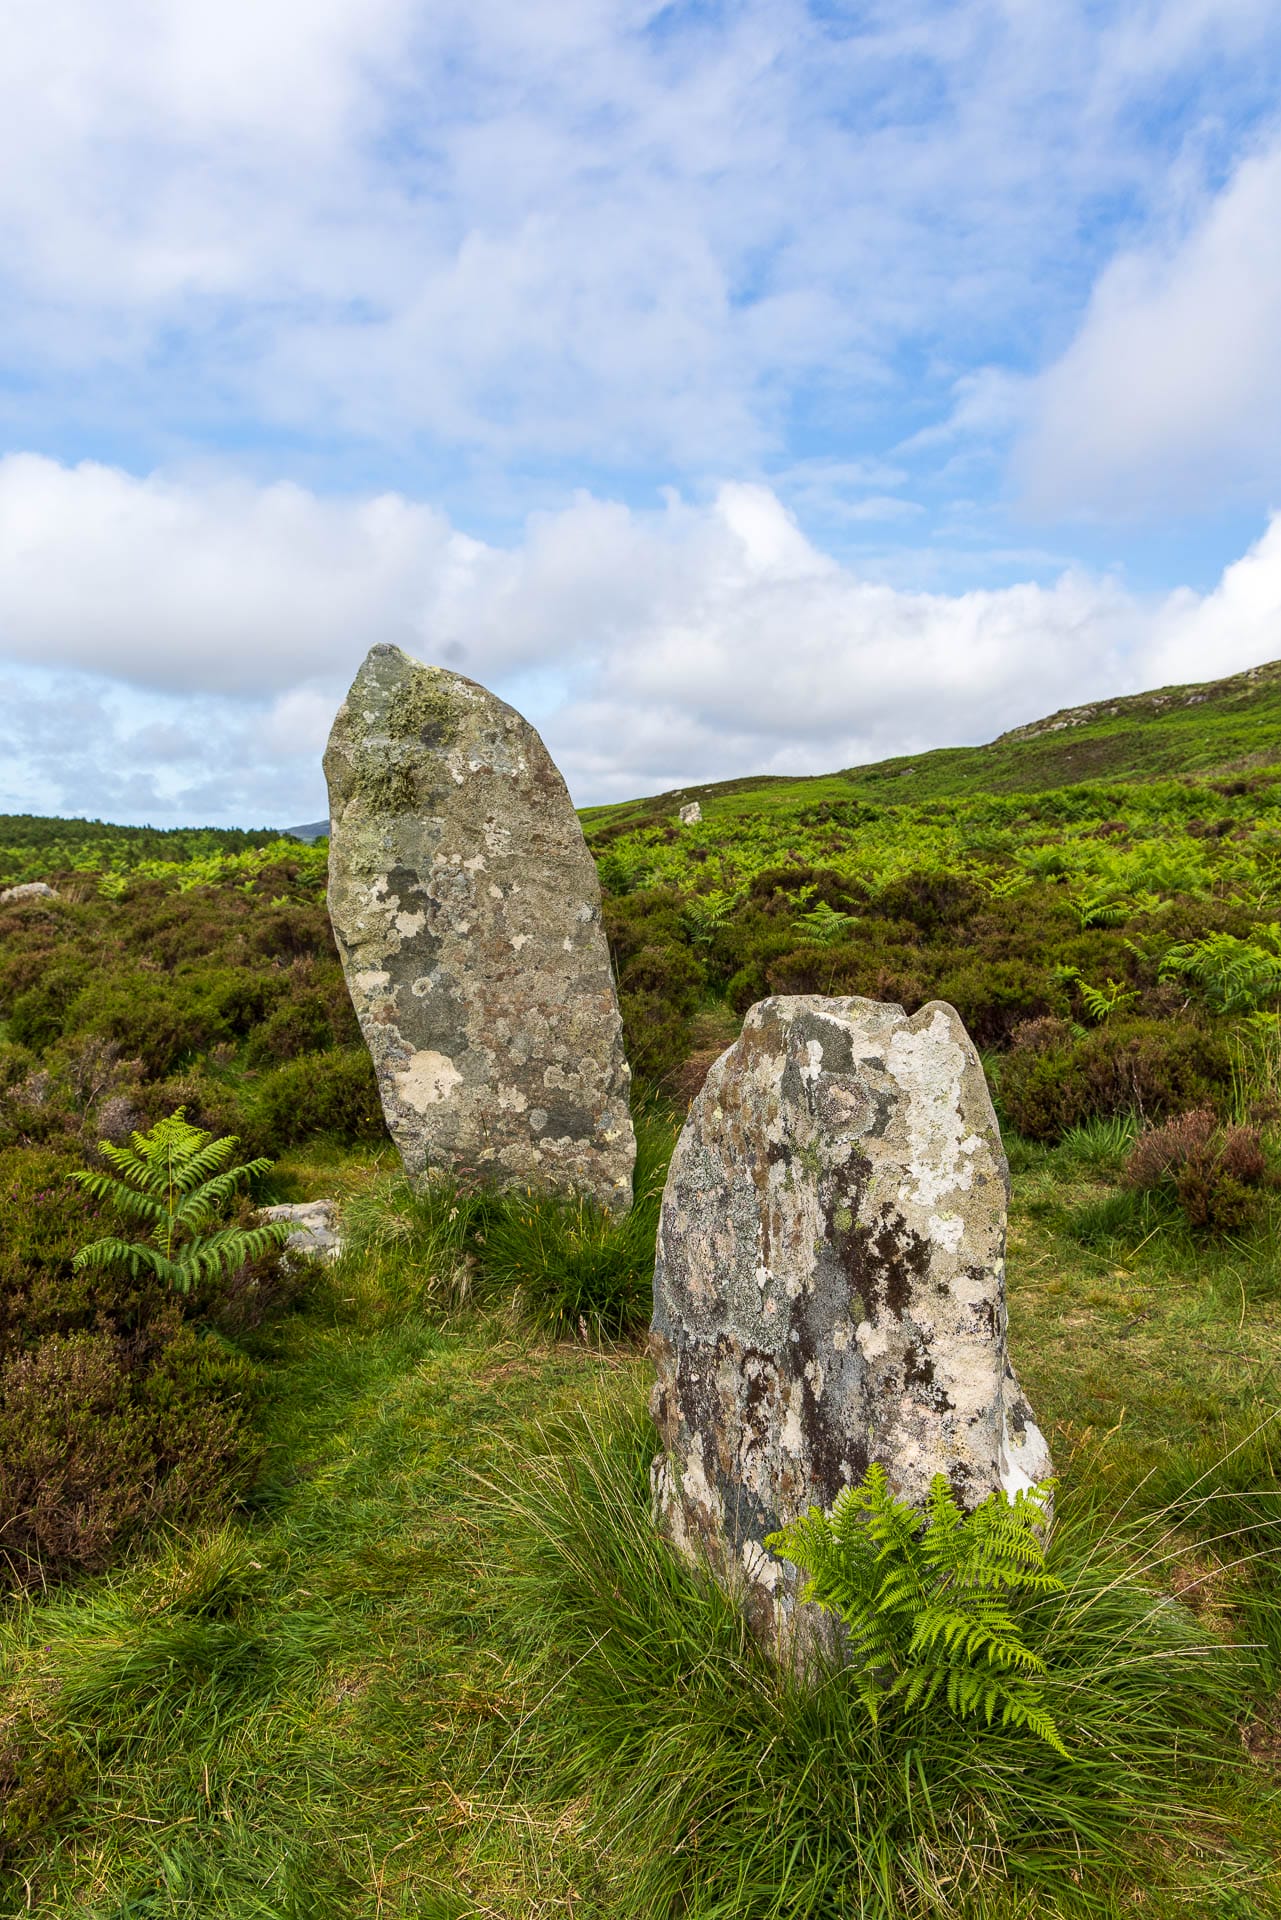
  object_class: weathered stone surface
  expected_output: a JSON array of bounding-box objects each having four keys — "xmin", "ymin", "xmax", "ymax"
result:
[
  {"xmin": 650, "ymin": 993, "xmax": 1052, "ymax": 1647},
  {"xmin": 325, "ymin": 645, "xmax": 635, "ymax": 1210},
  {"xmin": 1, "ymin": 881, "xmax": 56, "ymax": 903},
  {"xmin": 678, "ymin": 801, "xmax": 702, "ymax": 826},
  {"xmin": 263, "ymin": 1200, "xmax": 342, "ymax": 1263}
]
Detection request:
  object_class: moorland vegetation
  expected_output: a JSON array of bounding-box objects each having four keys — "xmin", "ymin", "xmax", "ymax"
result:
[{"xmin": 2, "ymin": 661, "xmax": 1281, "ymax": 1916}]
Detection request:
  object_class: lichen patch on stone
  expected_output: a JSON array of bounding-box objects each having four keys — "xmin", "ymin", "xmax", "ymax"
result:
[{"xmin": 394, "ymin": 1050, "xmax": 463, "ymax": 1111}]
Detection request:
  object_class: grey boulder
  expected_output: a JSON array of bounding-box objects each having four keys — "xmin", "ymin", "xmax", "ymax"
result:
[
  {"xmin": 262, "ymin": 1200, "xmax": 342, "ymax": 1263},
  {"xmin": 1, "ymin": 882, "xmax": 57, "ymax": 903}
]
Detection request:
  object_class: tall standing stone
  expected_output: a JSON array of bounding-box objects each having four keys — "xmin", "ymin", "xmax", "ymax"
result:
[
  {"xmin": 650, "ymin": 994, "xmax": 1051, "ymax": 1647},
  {"xmin": 324, "ymin": 645, "xmax": 635, "ymax": 1211}
]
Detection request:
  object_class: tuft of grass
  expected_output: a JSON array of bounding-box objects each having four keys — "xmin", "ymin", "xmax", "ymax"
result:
[
  {"xmin": 1066, "ymin": 1184, "xmax": 1180, "ymax": 1252},
  {"xmin": 472, "ymin": 1091, "xmax": 678, "ymax": 1339},
  {"xmin": 1057, "ymin": 1112, "xmax": 1139, "ymax": 1173},
  {"xmin": 337, "ymin": 1088, "xmax": 679, "ymax": 1339},
  {"xmin": 484, "ymin": 1398, "xmax": 1277, "ymax": 1920},
  {"xmin": 1124, "ymin": 1411, "xmax": 1281, "ymax": 1682},
  {"xmin": 339, "ymin": 1169, "xmax": 489, "ymax": 1312}
]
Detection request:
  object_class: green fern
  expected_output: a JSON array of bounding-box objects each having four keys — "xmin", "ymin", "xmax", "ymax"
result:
[
  {"xmin": 1159, "ymin": 929, "xmax": 1281, "ymax": 1015},
  {"xmin": 1054, "ymin": 964, "xmax": 1138, "ymax": 1022},
  {"xmin": 1068, "ymin": 882, "xmax": 1134, "ymax": 929},
  {"xmin": 71, "ymin": 1109, "xmax": 290, "ymax": 1295},
  {"xmin": 765, "ymin": 1464, "xmax": 1067, "ymax": 1754},
  {"xmin": 681, "ymin": 888, "xmax": 741, "ymax": 945},
  {"xmin": 792, "ymin": 900, "xmax": 858, "ymax": 946}
]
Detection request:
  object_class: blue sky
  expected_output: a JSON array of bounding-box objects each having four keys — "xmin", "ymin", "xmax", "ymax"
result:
[{"xmin": 2, "ymin": 0, "xmax": 1281, "ymax": 823}]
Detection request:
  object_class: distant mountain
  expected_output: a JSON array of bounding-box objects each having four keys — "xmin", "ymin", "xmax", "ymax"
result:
[{"xmin": 288, "ymin": 821, "xmax": 330, "ymax": 843}]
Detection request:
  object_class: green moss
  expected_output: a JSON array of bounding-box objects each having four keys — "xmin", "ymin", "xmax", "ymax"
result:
[
  {"xmin": 387, "ymin": 668, "xmax": 459, "ymax": 746},
  {"xmin": 354, "ymin": 757, "xmax": 419, "ymax": 814}
]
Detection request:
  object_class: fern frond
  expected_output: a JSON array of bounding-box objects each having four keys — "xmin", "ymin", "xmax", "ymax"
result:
[
  {"xmin": 72, "ymin": 1236, "xmax": 170, "ymax": 1279},
  {"xmin": 68, "ymin": 1110, "xmax": 285, "ymax": 1297},
  {"xmin": 170, "ymin": 1221, "xmax": 292, "ymax": 1285},
  {"xmin": 764, "ymin": 1465, "xmax": 1068, "ymax": 1754},
  {"xmin": 69, "ymin": 1169, "xmax": 170, "ymax": 1226},
  {"xmin": 167, "ymin": 1135, "xmax": 244, "ymax": 1192},
  {"xmin": 170, "ymin": 1160, "xmax": 269, "ymax": 1227}
]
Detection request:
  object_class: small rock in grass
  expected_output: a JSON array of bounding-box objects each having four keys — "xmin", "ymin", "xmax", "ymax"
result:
[
  {"xmin": 1, "ymin": 881, "xmax": 57, "ymax": 903},
  {"xmin": 262, "ymin": 1200, "xmax": 342, "ymax": 1263}
]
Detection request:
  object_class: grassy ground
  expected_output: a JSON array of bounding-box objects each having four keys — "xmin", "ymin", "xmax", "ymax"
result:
[{"xmin": 3, "ymin": 1129, "xmax": 1280, "ymax": 1918}]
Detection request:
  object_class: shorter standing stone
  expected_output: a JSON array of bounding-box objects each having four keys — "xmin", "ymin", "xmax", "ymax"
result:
[
  {"xmin": 678, "ymin": 802, "xmax": 702, "ymax": 826},
  {"xmin": 650, "ymin": 994, "xmax": 1052, "ymax": 1650}
]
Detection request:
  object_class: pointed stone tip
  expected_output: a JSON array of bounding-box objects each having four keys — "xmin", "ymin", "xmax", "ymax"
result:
[{"xmin": 354, "ymin": 642, "xmax": 415, "ymax": 677}]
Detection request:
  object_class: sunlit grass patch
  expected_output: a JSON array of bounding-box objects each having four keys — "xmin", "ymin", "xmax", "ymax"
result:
[{"xmin": 485, "ymin": 1398, "xmax": 1280, "ymax": 1920}]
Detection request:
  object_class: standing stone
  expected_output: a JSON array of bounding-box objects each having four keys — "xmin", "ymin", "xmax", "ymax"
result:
[
  {"xmin": 650, "ymin": 994, "xmax": 1051, "ymax": 1648},
  {"xmin": 678, "ymin": 801, "xmax": 702, "ymax": 826},
  {"xmin": 324, "ymin": 645, "xmax": 635, "ymax": 1211}
]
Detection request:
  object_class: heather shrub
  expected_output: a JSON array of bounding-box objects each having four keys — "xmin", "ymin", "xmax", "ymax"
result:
[
  {"xmin": 617, "ymin": 937, "xmax": 706, "ymax": 1009},
  {"xmin": 617, "ymin": 941, "xmax": 706, "ymax": 1083},
  {"xmin": 1000, "ymin": 1017, "xmax": 1232, "ymax": 1142},
  {"xmin": 0, "ymin": 1145, "xmax": 114, "ymax": 1344},
  {"xmin": 766, "ymin": 941, "xmax": 926, "ymax": 1009},
  {"xmin": 617, "ymin": 988, "xmax": 697, "ymax": 1083},
  {"xmin": 1124, "ymin": 1109, "xmax": 1270, "ymax": 1234},
  {"xmin": 0, "ymin": 1040, "xmax": 36, "ymax": 1089},
  {"xmin": 247, "ymin": 901, "xmax": 334, "ymax": 960},
  {"xmin": 243, "ymin": 984, "xmax": 349, "ymax": 1065},
  {"xmin": 67, "ymin": 976, "xmax": 228, "ymax": 1077},
  {"xmin": 874, "ymin": 868, "xmax": 984, "ymax": 932},
  {"xmin": 724, "ymin": 958, "xmax": 771, "ymax": 1014},
  {"xmin": 6, "ymin": 965, "xmax": 87, "ymax": 1050},
  {"xmin": 140, "ymin": 1066, "xmax": 247, "ymax": 1142},
  {"xmin": 746, "ymin": 864, "xmax": 866, "ymax": 914},
  {"xmin": 201, "ymin": 967, "xmax": 289, "ymax": 1037},
  {"xmin": 602, "ymin": 888, "xmax": 695, "ymax": 974},
  {"xmin": 249, "ymin": 1046, "xmax": 387, "ymax": 1152},
  {"xmin": 0, "ymin": 1319, "xmax": 259, "ymax": 1589},
  {"xmin": 930, "ymin": 957, "xmax": 1060, "ymax": 1046}
]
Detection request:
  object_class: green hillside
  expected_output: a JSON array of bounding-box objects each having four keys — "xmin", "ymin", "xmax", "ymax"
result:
[{"xmin": 582, "ymin": 655, "xmax": 1281, "ymax": 831}]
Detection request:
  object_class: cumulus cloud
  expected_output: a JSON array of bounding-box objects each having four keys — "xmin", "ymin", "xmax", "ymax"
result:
[
  {"xmin": 1016, "ymin": 133, "xmax": 1281, "ymax": 516},
  {"xmin": 0, "ymin": 456, "xmax": 1277, "ymax": 823},
  {"xmin": 3, "ymin": 0, "xmax": 1279, "ymax": 490}
]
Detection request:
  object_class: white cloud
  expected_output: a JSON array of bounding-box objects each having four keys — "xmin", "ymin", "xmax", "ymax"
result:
[
  {"xmin": 1016, "ymin": 133, "xmax": 1281, "ymax": 515},
  {"xmin": 0, "ymin": 456, "xmax": 1277, "ymax": 821},
  {"xmin": 2, "ymin": 0, "xmax": 1278, "ymax": 485}
]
